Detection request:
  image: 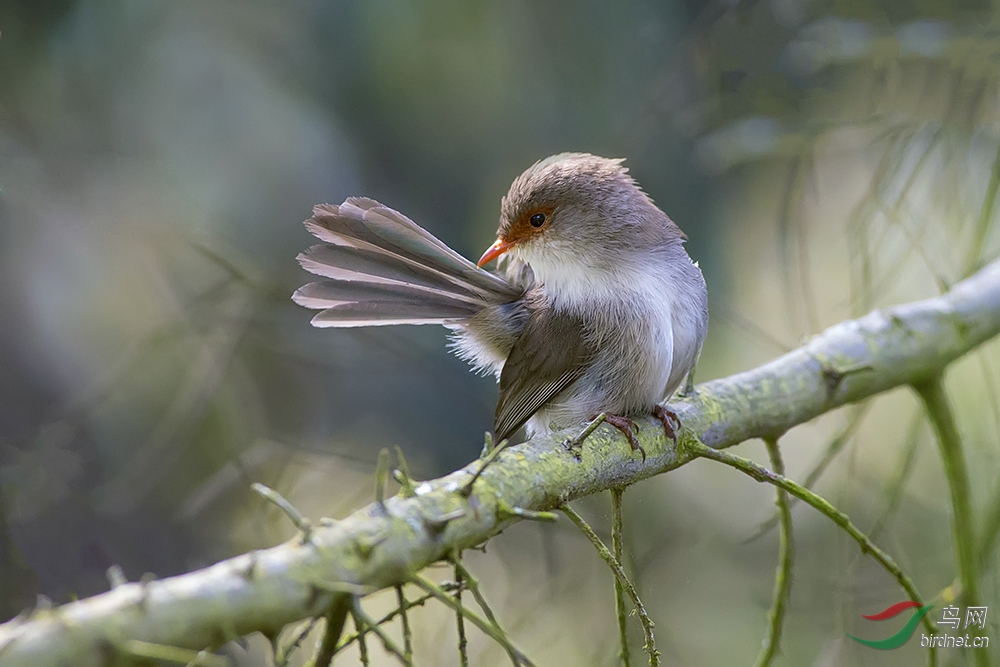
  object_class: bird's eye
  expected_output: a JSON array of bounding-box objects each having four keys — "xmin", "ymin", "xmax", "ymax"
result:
[{"xmin": 529, "ymin": 213, "xmax": 546, "ymax": 227}]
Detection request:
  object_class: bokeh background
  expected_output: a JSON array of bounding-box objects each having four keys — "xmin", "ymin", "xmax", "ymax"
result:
[{"xmin": 2, "ymin": 0, "xmax": 1000, "ymax": 665}]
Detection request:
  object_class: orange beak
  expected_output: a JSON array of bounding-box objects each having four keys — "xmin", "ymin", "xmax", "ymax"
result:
[{"xmin": 477, "ymin": 238, "xmax": 514, "ymax": 267}]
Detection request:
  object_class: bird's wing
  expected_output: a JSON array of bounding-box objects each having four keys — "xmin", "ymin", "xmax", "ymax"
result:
[{"xmin": 494, "ymin": 306, "xmax": 594, "ymax": 443}]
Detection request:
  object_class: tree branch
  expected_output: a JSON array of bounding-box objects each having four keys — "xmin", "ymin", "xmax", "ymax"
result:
[{"xmin": 1, "ymin": 259, "xmax": 999, "ymax": 667}]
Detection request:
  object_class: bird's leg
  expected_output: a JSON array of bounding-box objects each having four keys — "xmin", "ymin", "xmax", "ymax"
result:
[
  {"xmin": 652, "ymin": 404, "xmax": 680, "ymax": 446},
  {"xmin": 604, "ymin": 414, "xmax": 645, "ymax": 460}
]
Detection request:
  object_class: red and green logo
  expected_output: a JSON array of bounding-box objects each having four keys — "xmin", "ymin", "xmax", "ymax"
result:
[{"xmin": 847, "ymin": 601, "xmax": 935, "ymax": 650}]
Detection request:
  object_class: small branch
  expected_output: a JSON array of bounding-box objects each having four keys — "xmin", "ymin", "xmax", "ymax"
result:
[
  {"xmin": 275, "ymin": 617, "xmax": 319, "ymax": 667},
  {"xmin": 450, "ymin": 556, "xmax": 510, "ymax": 643},
  {"xmin": 1, "ymin": 260, "xmax": 998, "ymax": 666},
  {"xmin": 395, "ymin": 585, "xmax": 413, "ymax": 662},
  {"xmin": 115, "ymin": 640, "xmax": 228, "ymax": 667},
  {"xmin": 354, "ymin": 609, "xmax": 370, "ymax": 666},
  {"xmin": 351, "ymin": 597, "xmax": 413, "ymax": 666},
  {"xmin": 411, "ymin": 574, "xmax": 534, "ymax": 667},
  {"xmin": 746, "ymin": 402, "xmax": 870, "ymax": 543},
  {"xmin": 611, "ymin": 488, "xmax": 631, "ymax": 667},
  {"xmin": 375, "ymin": 448, "xmax": 391, "ymax": 507},
  {"xmin": 312, "ymin": 596, "xmax": 350, "ymax": 667},
  {"xmin": 335, "ymin": 590, "xmax": 445, "ymax": 655},
  {"xmin": 455, "ymin": 555, "xmax": 469, "ymax": 667},
  {"xmin": 913, "ymin": 376, "xmax": 989, "ymax": 667},
  {"xmin": 394, "ymin": 447, "xmax": 418, "ymax": 498},
  {"xmin": 753, "ymin": 438, "xmax": 793, "ymax": 667},
  {"xmin": 685, "ymin": 438, "xmax": 937, "ymax": 646},
  {"xmin": 251, "ymin": 483, "xmax": 313, "ymax": 542},
  {"xmin": 561, "ymin": 504, "xmax": 659, "ymax": 666}
]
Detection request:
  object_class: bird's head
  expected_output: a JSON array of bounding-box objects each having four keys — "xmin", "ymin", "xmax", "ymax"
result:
[{"xmin": 477, "ymin": 154, "xmax": 683, "ymax": 282}]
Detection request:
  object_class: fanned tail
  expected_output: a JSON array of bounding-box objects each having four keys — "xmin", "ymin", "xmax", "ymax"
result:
[{"xmin": 293, "ymin": 198, "xmax": 519, "ymax": 327}]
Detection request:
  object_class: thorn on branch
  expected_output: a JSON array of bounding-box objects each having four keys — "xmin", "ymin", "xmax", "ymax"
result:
[
  {"xmin": 137, "ymin": 572, "xmax": 156, "ymax": 611},
  {"xmin": 819, "ymin": 360, "xmax": 874, "ymax": 396},
  {"xmin": 459, "ymin": 438, "xmax": 510, "ymax": 497},
  {"xmin": 375, "ymin": 447, "xmax": 391, "ymax": 511},
  {"xmin": 496, "ymin": 500, "xmax": 558, "ymax": 523},
  {"xmin": 251, "ymin": 482, "xmax": 313, "ymax": 542},
  {"xmin": 237, "ymin": 551, "xmax": 259, "ymax": 581},
  {"xmin": 106, "ymin": 564, "xmax": 127, "ymax": 589},
  {"xmin": 32, "ymin": 595, "xmax": 53, "ymax": 617},
  {"xmin": 394, "ymin": 446, "xmax": 418, "ymax": 498},
  {"xmin": 354, "ymin": 533, "xmax": 388, "ymax": 561},
  {"xmin": 481, "ymin": 431, "xmax": 495, "ymax": 457},
  {"xmin": 422, "ymin": 508, "xmax": 467, "ymax": 535},
  {"xmin": 563, "ymin": 413, "xmax": 607, "ymax": 455}
]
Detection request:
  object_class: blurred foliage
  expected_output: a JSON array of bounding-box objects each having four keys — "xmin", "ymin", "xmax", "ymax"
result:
[{"xmin": 1, "ymin": 0, "xmax": 999, "ymax": 665}]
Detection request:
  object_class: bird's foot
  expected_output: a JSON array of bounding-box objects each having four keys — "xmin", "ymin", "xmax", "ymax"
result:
[
  {"xmin": 652, "ymin": 404, "xmax": 680, "ymax": 446},
  {"xmin": 604, "ymin": 414, "xmax": 645, "ymax": 461}
]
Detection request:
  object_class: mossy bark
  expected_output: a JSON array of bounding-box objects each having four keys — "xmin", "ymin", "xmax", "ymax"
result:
[{"xmin": 1, "ymin": 259, "xmax": 999, "ymax": 667}]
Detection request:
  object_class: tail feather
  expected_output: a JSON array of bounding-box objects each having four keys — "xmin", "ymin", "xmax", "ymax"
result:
[
  {"xmin": 296, "ymin": 244, "xmax": 487, "ymax": 305},
  {"xmin": 295, "ymin": 199, "xmax": 518, "ymax": 327},
  {"xmin": 309, "ymin": 300, "xmax": 476, "ymax": 328},
  {"xmin": 293, "ymin": 279, "xmax": 482, "ymax": 314},
  {"xmin": 308, "ymin": 201, "xmax": 518, "ymax": 298}
]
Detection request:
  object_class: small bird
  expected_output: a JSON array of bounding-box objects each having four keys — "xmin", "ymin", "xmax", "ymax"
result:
[{"xmin": 293, "ymin": 153, "xmax": 708, "ymax": 452}]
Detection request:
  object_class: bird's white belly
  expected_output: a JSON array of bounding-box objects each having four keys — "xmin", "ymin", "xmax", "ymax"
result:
[{"xmin": 526, "ymin": 281, "xmax": 676, "ymax": 437}]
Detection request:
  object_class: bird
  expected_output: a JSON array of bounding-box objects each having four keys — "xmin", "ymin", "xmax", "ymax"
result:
[{"xmin": 292, "ymin": 153, "xmax": 709, "ymax": 454}]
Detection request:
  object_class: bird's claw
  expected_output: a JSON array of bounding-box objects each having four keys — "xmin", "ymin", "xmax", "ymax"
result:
[
  {"xmin": 652, "ymin": 404, "xmax": 680, "ymax": 446},
  {"xmin": 604, "ymin": 414, "xmax": 646, "ymax": 461}
]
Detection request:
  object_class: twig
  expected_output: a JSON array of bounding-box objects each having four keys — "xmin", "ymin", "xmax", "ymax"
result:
[
  {"xmin": 745, "ymin": 402, "xmax": 870, "ymax": 543},
  {"xmin": 964, "ymin": 138, "xmax": 1000, "ymax": 277},
  {"xmin": 564, "ymin": 413, "xmax": 607, "ymax": 450},
  {"xmin": 275, "ymin": 616, "xmax": 319, "ymax": 667},
  {"xmin": 396, "ymin": 585, "xmax": 413, "ymax": 662},
  {"xmin": 685, "ymin": 438, "xmax": 937, "ymax": 647},
  {"xmin": 561, "ymin": 504, "xmax": 659, "ymax": 666},
  {"xmin": 250, "ymin": 482, "xmax": 312, "ymax": 541},
  {"xmin": 335, "ymin": 591, "xmax": 443, "ymax": 655},
  {"xmin": 394, "ymin": 447, "xmax": 418, "ymax": 498},
  {"xmin": 411, "ymin": 574, "xmax": 535, "ymax": 667},
  {"xmin": 354, "ymin": 609, "xmax": 370, "ymax": 666},
  {"xmin": 460, "ymin": 438, "xmax": 510, "ymax": 496},
  {"xmin": 914, "ymin": 376, "xmax": 989, "ymax": 667},
  {"xmin": 455, "ymin": 553, "xmax": 469, "ymax": 667},
  {"xmin": 450, "ymin": 557, "xmax": 508, "ymax": 640},
  {"xmin": 312, "ymin": 597, "xmax": 350, "ymax": 667},
  {"xmin": 351, "ymin": 597, "xmax": 413, "ymax": 666},
  {"xmin": 3, "ymin": 260, "xmax": 999, "ymax": 667},
  {"xmin": 611, "ymin": 488, "xmax": 631, "ymax": 667},
  {"xmin": 376, "ymin": 448, "xmax": 391, "ymax": 507},
  {"xmin": 115, "ymin": 639, "xmax": 228, "ymax": 667},
  {"xmin": 753, "ymin": 438, "xmax": 793, "ymax": 667}
]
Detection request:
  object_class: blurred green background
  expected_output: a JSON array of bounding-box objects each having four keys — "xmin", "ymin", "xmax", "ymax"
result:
[{"xmin": 2, "ymin": 0, "xmax": 1000, "ymax": 665}]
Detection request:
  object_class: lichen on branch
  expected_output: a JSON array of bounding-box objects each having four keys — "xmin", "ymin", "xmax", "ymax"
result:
[{"xmin": 0, "ymin": 260, "xmax": 998, "ymax": 667}]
